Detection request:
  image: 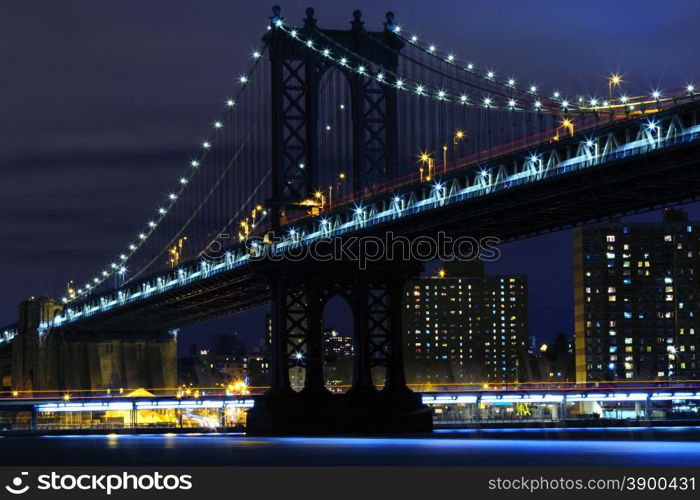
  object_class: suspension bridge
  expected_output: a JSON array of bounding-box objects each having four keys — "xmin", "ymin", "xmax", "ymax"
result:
[{"xmin": 3, "ymin": 6, "xmax": 700, "ymax": 433}]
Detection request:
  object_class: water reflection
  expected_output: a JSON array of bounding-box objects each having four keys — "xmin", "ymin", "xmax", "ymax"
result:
[{"xmin": 0, "ymin": 429, "xmax": 695, "ymax": 466}]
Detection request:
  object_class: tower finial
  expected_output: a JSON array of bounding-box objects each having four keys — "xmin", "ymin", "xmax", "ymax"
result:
[
  {"xmin": 304, "ymin": 7, "xmax": 317, "ymax": 29},
  {"xmin": 270, "ymin": 5, "xmax": 283, "ymax": 28},
  {"xmin": 384, "ymin": 11, "xmax": 397, "ymax": 32},
  {"xmin": 351, "ymin": 10, "xmax": 364, "ymax": 30}
]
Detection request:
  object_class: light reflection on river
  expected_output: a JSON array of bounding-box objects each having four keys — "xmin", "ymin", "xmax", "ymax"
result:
[{"xmin": 1, "ymin": 428, "xmax": 699, "ymax": 466}]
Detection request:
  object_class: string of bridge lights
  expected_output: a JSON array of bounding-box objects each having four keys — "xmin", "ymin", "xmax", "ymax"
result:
[
  {"xmin": 363, "ymin": 20, "xmax": 568, "ymax": 108},
  {"xmin": 282, "ymin": 20, "xmax": 593, "ymax": 113},
  {"xmin": 276, "ymin": 18, "xmax": 696, "ymax": 114},
  {"xmin": 64, "ymin": 20, "xmax": 697, "ymax": 304},
  {"xmin": 274, "ymin": 22, "xmax": 569, "ymax": 113},
  {"xmin": 388, "ymin": 23, "xmax": 697, "ymax": 112},
  {"xmin": 393, "ymin": 26, "xmax": 575, "ymax": 106},
  {"xmin": 63, "ymin": 47, "xmax": 268, "ymax": 304}
]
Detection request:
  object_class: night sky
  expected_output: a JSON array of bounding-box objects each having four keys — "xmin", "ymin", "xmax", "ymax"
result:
[{"xmin": 2, "ymin": 0, "xmax": 699, "ymax": 352}]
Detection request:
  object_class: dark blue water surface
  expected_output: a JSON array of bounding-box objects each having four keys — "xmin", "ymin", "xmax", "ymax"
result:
[{"xmin": 2, "ymin": 428, "xmax": 700, "ymax": 466}]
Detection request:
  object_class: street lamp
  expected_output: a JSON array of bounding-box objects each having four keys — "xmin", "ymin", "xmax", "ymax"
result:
[
  {"xmin": 418, "ymin": 151, "xmax": 434, "ymax": 181},
  {"xmin": 608, "ymin": 73, "xmax": 623, "ymax": 100},
  {"xmin": 314, "ymin": 190, "xmax": 326, "ymax": 210}
]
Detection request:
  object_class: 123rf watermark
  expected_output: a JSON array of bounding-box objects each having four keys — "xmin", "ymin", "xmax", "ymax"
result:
[{"xmin": 203, "ymin": 231, "xmax": 501, "ymax": 269}]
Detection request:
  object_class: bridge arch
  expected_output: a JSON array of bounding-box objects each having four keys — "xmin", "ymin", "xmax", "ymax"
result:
[{"xmin": 320, "ymin": 294, "xmax": 355, "ymax": 391}]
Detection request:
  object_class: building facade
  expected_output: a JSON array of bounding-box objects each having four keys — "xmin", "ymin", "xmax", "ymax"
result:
[
  {"xmin": 574, "ymin": 209, "xmax": 700, "ymax": 382},
  {"xmin": 403, "ymin": 262, "xmax": 528, "ymax": 385}
]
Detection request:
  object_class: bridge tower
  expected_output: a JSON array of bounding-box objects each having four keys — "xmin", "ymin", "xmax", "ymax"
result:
[
  {"xmin": 265, "ymin": 5, "xmax": 402, "ymax": 223},
  {"xmin": 247, "ymin": 7, "xmax": 431, "ymax": 434}
]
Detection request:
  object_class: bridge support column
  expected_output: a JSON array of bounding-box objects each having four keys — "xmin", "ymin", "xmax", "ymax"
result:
[
  {"xmin": 300, "ymin": 286, "xmax": 326, "ymax": 394},
  {"xmin": 348, "ymin": 274, "xmax": 374, "ymax": 394},
  {"xmin": 343, "ymin": 264, "xmax": 432, "ymax": 433},
  {"xmin": 268, "ymin": 274, "xmax": 291, "ymax": 392},
  {"xmin": 384, "ymin": 276, "xmax": 408, "ymax": 393},
  {"xmin": 366, "ymin": 267, "xmax": 432, "ymax": 433},
  {"xmin": 247, "ymin": 261, "xmax": 431, "ymax": 435}
]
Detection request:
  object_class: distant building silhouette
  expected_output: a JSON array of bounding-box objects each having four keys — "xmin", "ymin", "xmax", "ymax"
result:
[
  {"xmin": 178, "ymin": 332, "xmax": 247, "ymax": 387},
  {"xmin": 247, "ymin": 314, "xmax": 272, "ymax": 388},
  {"xmin": 531, "ymin": 332, "xmax": 574, "ymax": 382},
  {"xmin": 322, "ymin": 328, "xmax": 353, "ymax": 389}
]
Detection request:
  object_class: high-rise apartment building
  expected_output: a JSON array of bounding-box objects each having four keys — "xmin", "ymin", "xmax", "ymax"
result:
[
  {"xmin": 403, "ymin": 261, "xmax": 528, "ymax": 384},
  {"xmin": 574, "ymin": 209, "xmax": 700, "ymax": 382}
]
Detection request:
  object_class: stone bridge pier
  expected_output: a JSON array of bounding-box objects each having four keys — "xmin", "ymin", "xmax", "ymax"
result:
[{"xmin": 11, "ymin": 297, "xmax": 176, "ymax": 393}]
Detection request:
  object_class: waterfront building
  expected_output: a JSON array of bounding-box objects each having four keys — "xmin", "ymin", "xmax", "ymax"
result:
[
  {"xmin": 403, "ymin": 261, "xmax": 528, "ymax": 385},
  {"xmin": 574, "ymin": 208, "xmax": 700, "ymax": 382}
]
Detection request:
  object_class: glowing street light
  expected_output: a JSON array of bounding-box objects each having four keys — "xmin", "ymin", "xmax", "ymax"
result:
[
  {"xmin": 608, "ymin": 73, "xmax": 622, "ymax": 99},
  {"xmin": 313, "ymin": 189, "xmax": 326, "ymax": 211},
  {"xmin": 418, "ymin": 151, "xmax": 434, "ymax": 181},
  {"xmin": 561, "ymin": 118, "xmax": 574, "ymax": 137}
]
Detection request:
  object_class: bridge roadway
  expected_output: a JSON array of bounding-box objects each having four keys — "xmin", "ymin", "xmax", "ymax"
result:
[{"xmin": 28, "ymin": 100, "xmax": 700, "ymax": 334}]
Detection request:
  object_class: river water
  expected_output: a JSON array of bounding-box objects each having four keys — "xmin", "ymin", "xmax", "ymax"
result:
[{"xmin": 2, "ymin": 427, "xmax": 700, "ymax": 466}]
